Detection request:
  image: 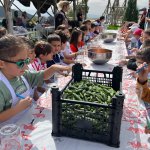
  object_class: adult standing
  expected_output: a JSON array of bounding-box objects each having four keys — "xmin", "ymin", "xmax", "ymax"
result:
[
  {"xmin": 139, "ymin": 8, "xmax": 147, "ymax": 30},
  {"xmin": 145, "ymin": 2, "xmax": 150, "ymax": 30},
  {"xmin": 77, "ymin": 8, "xmax": 83, "ymax": 25},
  {"xmin": 55, "ymin": 1, "xmax": 70, "ymax": 29},
  {"xmin": 13, "ymin": 11, "xmax": 23, "ymax": 26},
  {"xmin": 21, "ymin": 11, "xmax": 28, "ymax": 28}
]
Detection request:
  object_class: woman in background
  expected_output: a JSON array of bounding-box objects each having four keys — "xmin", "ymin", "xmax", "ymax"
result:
[{"xmin": 55, "ymin": 1, "xmax": 70, "ymax": 29}]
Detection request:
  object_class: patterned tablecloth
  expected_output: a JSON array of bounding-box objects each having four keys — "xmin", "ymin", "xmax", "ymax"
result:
[{"xmin": 8, "ymin": 37, "xmax": 150, "ymax": 149}]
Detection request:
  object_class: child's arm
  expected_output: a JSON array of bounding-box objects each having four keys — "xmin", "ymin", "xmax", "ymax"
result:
[
  {"xmin": 63, "ymin": 58, "xmax": 75, "ymax": 64},
  {"xmin": 136, "ymin": 80, "xmax": 150, "ymax": 103},
  {"xmin": 43, "ymin": 64, "xmax": 71, "ymax": 80},
  {"xmin": 0, "ymin": 97, "xmax": 32, "ymax": 122},
  {"xmin": 136, "ymin": 63, "xmax": 150, "ymax": 103}
]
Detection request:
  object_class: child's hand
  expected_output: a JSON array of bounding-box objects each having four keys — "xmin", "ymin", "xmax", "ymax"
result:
[
  {"xmin": 145, "ymin": 126, "xmax": 150, "ymax": 134},
  {"xmin": 77, "ymin": 51, "xmax": 84, "ymax": 55},
  {"xmin": 16, "ymin": 96, "xmax": 32, "ymax": 110},
  {"xmin": 61, "ymin": 65, "xmax": 72, "ymax": 72},
  {"xmin": 130, "ymin": 48, "xmax": 138, "ymax": 53},
  {"xmin": 137, "ymin": 62, "xmax": 149, "ymax": 83}
]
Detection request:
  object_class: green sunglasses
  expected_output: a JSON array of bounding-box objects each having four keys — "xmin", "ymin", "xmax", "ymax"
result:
[{"xmin": 1, "ymin": 58, "xmax": 30, "ymax": 69}]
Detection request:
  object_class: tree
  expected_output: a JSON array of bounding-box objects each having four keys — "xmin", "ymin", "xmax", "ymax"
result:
[
  {"xmin": 123, "ymin": 0, "xmax": 138, "ymax": 22},
  {"xmin": 3, "ymin": 0, "xmax": 13, "ymax": 33},
  {"xmin": 67, "ymin": 0, "xmax": 89, "ymax": 20}
]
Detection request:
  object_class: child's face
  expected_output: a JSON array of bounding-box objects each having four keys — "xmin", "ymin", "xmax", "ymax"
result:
[
  {"xmin": 85, "ymin": 22, "xmax": 91, "ymax": 30},
  {"xmin": 84, "ymin": 30, "xmax": 89, "ymax": 36},
  {"xmin": 64, "ymin": 29, "xmax": 70, "ymax": 37},
  {"xmin": 50, "ymin": 41, "xmax": 61, "ymax": 54},
  {"xmin": 41, "ymin": 53, "xmax": 53, "ymax": 62},
  {"xmin": 0, "ymin": 49, "xmax": 28, "ymax": 79},
  {"xmin": 143, "ymin": 33, "xmax": 150, "ymax": 41},
  {"xmin": 61, "ymin": 42, "xmax": 67, "ymax": 51},
  {"xmin": 28, "ymin": 49, "xmax": 35, "ymax": 63},
  {"xmin": 78, "ymin": 33, "xmax": 82, "ymax": 42},
  {"xmin": 136, "ymin": 58, "xmax": 144, "ymax": 67},
  {"xmin": 91, "ymin": 27, "xmax": 95, "ymax": 32},
  {"xmin": 133, "ymin": 34, "xmax": 140, "ymax": 39}
]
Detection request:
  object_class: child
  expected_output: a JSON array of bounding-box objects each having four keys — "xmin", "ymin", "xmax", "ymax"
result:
[
  {"xmin": 0, "ymin": 27, "xmax": 7, "ymax": 38},
  {"xmin": 56, "ymin": 24, "xmax": 71, "ymax": 38},
  {"xmin": 30, "ymin": 41, "xmax": 54, "ymax": 94},
  {"xmin": 47, "ymin": 33, "xmax": 64, "ymax": 67},
  {"xmin": 56, "ymin": 25, "xmax": 79, "ymax": 59},
  {"xmin": 20, "ymin": 37, "xmax": 39, "ymax": 100},
  {"xmin": 70, "ymin": 28, "xmax": 84, "ymax": 53},
  {"xmin": 80, "ymin": 25, "xmax": 90, "ymax": 43},
  {"xmin": 55, "ymin": 30, "xmax": 78, "ymax": 63},
  {"xmin": 82, "ymin": 20, "xmax": 91, "ymax": 31},
  {"xmin": 30, "ymin": 41, "xmax": 53, "ymax": 71},
  {"xmin": 89, "ymin": 22, "xmax": 97, "ymax": 39},
  {"xmin": 136, "ymin": 47, "xmax": 150, "ymax": 103},
  {"xmin": 0, "ymin": 34, "xmax": 70, "ymax": 124}
]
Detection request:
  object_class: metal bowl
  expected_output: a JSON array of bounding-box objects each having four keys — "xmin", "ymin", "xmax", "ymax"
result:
[
  {"xmin": 101, "ymin": 32, "xmax": 117, "ymax": 43},
  {"xmin": 88, "ymin": 48, "xmax": 112, "ymax": 65}
]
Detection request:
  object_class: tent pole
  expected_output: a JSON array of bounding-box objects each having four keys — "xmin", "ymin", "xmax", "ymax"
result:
[{"xmin": 4, "ymin": 0, "xmax": 13, "ymax": 33}]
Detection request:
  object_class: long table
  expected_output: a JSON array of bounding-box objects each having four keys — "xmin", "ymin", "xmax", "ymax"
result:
[{"xmin": 3, "ymin": 35, "xmax": 150, "ymax": 150}]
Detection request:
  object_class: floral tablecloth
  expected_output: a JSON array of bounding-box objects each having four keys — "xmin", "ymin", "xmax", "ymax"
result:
[{"xmin": 8, "ymin": 37, "xmax": 150, "ymax": 149}]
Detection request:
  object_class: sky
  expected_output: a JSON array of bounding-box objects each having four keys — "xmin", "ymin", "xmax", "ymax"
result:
[
  {"xmin": 88, "ymin": 0, "xmax": 149, "ymax": 18},
  {"xmin": 3, "ymin": 0, "xmax": 149, "ymax": 18}
]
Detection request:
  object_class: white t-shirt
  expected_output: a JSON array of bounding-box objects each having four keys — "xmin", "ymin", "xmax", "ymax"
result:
[{"xmin": 63, "ymin": 42, "xmax": 72, "ymax": 55}]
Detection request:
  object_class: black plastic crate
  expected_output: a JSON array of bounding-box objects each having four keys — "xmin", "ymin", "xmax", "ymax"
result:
[{"xmin": 51, "ymin": 63, "xmax": 125, "ymax": 148}]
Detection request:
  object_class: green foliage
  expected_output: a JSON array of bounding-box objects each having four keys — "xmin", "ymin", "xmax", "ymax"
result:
[
  {"xmin": 123, "ymin": 0, "xmax": 138, "ymax": 22},
  {"xmin": 107, "ymin": 25, "xmax": 120, "ymax": 30}
]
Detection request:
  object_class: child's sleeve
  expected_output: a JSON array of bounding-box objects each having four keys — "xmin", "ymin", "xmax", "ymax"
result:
[
  {"xmin": 23, "ymin": 70, "xmax": 44, "ymax": 89},
  {"xmin": 0, "ymin": 92, "xmax": 5, "ymax": 112}
]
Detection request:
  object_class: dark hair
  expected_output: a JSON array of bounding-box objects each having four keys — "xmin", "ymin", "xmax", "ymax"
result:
[
  {"xmin": 83, "ymin": 19, "xmax": 91, "ymax": 24},
  {"xmin": 80, "ymin": 25, "xmax": 88, "ymax": 32},
  {"xmin": 55, "ymin": 30, "xmax": 68, "ymax": 43},
  {"xmin": 144, "ymin": 29, "xmax": 150, "ymax": 37},
  {"xmin": 136, "ymin": 51, "xmax": 144, "ymax": 60},
  {"xmin": 91, "ymin": 23, "xmax": 96, "ymax": 28},
  {"xmin": 34, "ymin": 41, "xmax": 52, "ymax": 58},
  {"xmin": 47, "ymin": 34, "xmax": 61, "ymax": 43},
  {"xmin": 0, "ymin": 34, "xmax": 27, "ymax": 60},
  {"xmin": 137, "ymin": 47, "xmax": 150, "ymax": 63},
  {"xmin": 20, "ymin": 37, "xmax": 34, "ymax": 49},
  {"xmin": 0, "ymin": 27, "xmax": 6, "ymax": 38},
  {"xmin": 142, "ymin": 39, "xmax": 150, "ymax": 48},
  {"xmin": 100, "ymin": 16, "xmax": 105, "ymax": 20},
  {"xmin": 70, "ymin": 28, "xmax": 82, "ymax": 50},
  {"xmin": 57, "ymin": 24, "xmax": 67, "ymax": 30},
  {"xmin": 126, "ymin": 22, "xmax": 134, "ymax": 29}
]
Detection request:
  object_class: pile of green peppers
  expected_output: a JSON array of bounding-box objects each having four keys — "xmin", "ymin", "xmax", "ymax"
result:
[{"xmin": 63, "ymin": 80, "xmax": 116, "ymax": 104}]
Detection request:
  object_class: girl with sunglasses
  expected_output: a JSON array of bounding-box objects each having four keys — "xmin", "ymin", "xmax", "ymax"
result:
[{"xmin": 0, "ymin": 34, "xmax": 71, "ymax": 125}]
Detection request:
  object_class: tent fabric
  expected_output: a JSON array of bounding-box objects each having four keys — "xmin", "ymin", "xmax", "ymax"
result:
[
  {"xmin": 18, "ymin": 0, "xmax": 30, "ymax": 7},
  {"xmin": 18, "ymin": 0, "xmax": 54, "ymax": 13}
]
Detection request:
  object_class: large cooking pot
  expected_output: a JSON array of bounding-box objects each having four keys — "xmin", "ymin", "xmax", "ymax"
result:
[
  {"xmin": 88, "ymin": 48, "xmax": 112, "ymax": 65},
  {"xmin": 101, "ymin": 32, "xmax": 117, "ymax": 43}
]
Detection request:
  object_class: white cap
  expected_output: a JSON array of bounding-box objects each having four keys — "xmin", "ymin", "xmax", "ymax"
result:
[
  {"xmin": 129, "ymin": 23, "xmax": 139, "ymax": 32},
  {"xmin": 129, "ymin": 23, "xmax": 139, "ymax": 28}
]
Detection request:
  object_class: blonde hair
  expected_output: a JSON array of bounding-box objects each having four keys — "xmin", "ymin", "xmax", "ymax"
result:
[{"xmin": 57, "ymin": 1, "xmax": 70, "ymax": 10}]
